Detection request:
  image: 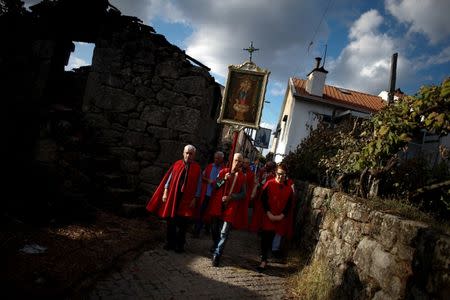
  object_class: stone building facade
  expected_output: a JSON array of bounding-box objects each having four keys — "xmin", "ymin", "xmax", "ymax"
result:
[{"xmin": 2, "ymin": 0, "xmax": 222, "ymax": 220}]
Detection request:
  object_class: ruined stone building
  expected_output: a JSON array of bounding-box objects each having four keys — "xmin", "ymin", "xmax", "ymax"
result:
[{"xmin": 1, "ymin": 0, "xmax": 223, "ymax": 221}]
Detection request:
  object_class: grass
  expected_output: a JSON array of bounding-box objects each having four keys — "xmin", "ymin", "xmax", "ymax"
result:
[
  {"xmin": 287, "ymin": 252, "xmax": 334, "ymax": 300},
  {"xmin": 361, "ymin": 196, "xmax": 450, "ymax": 233}
]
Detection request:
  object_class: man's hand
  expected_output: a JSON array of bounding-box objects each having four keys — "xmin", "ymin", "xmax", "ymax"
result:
[
  {"xmin": 190, "ymin": 197, "xmax": 198, "ymax": 208},
  {"xmin": 267, "ymin": 211, "xmax": 284, "ymax": 221},
  {"xmin": 222, "ymin": 195, "xmax": 230, "ymax": 203},
  {"xmin": 162, "ymin": 189, "xmax": 168, "ymax": 202}
]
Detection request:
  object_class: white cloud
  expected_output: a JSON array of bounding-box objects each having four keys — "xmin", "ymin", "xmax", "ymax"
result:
[
  {"xmin": 327, "ymin": 9, "xmax": 412, "ymax": 94},
  {"xmin": 412, "ymin": 46, "xmax": 450, "ymax": 70},
  {"xmin": 110, "ymin": 0, "xmax": 327, "ymax": 85},
  {"xmin": 349, "ymin": 9, "xmax": 383, "ymax": 39},
  {"xmin": 260, "ymin": 121, "xmax": 276, "ymax": 131},
  {"xmin": 65, "ymin": 56, "xmax": 88, "ymax": 71},
  {"xmin": 385, "ymin": 0, "xmax": 450, "ymax": 44},
  {"xmin": 22, "ymin": 0, "xmax": 447, "ymax": 98},
  {"xmin": 269, "ymin": 81, "xmax": 286, "ymax": 97}
]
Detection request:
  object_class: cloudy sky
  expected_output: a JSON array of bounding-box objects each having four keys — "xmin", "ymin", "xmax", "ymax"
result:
[{"xmin": 24, "ymin": 0, "xmax": 450, "ymax": 137}]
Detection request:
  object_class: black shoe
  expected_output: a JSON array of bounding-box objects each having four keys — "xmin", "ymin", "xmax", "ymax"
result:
[
  {"xmin": 212, "ymin": 254, "xmax": 220, "ymax": 267},
  {"xmin": 272, "ymin": 250, "xmax": 282, "ymax": 259},
  {"xmin": 204, "ymin": 228, "xmax": 211, "ymax": 235},
  {"xmin": 163, "ymin": 244, "xmax": 174, "ymax": 251},
  {"xmin": 175, "ymin": 245, "xmax": 185, "ymax": 253},
  {"xmin": 256, "ymin": 261, "xmax": 267, "ymax": 273}
]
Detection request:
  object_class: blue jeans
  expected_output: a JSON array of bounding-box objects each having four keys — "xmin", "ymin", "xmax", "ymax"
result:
[
  {"xmin": 213, "ymin": 221, "xmax": 232, "ymax": 257},
  {"xmin": 272, "ymin": 233, "xmax": 282, "ymax": 251}
]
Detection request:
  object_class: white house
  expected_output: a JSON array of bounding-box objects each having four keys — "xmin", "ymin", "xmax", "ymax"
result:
[{"xmin": 271, "ymin": 57, "xmax": 387, "ymax": 163}]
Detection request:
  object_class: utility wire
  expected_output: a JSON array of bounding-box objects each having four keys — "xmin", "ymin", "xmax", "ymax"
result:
[{"xmin": 307, "ymin": 0, "xmax": 335, "ymax": 53}]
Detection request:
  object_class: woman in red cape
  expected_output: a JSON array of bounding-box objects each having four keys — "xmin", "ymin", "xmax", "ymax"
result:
[
  {"xmin": 252, "ymin": 163, "xmax": 293, "ymax": 272},
  {"xmin": 146, "ymin": 145, "xmax": 201, "ymax": 252}
]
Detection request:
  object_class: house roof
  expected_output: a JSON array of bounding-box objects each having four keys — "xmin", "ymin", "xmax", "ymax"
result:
[{"xmin": 291, "ymin": 78, "xmax": 386, "ymax": 113}]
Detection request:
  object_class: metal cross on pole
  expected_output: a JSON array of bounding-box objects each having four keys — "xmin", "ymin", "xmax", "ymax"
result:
[{"xmin": 243, "ymin": 41, "xmax": 259, "ymax": 62}]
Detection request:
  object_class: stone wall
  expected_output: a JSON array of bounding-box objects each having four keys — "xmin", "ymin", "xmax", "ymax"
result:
[
  {"xmin": 1, "ymin": 0, "xmax": 222, "ymax": 220},
  {"xmin": 295, "ymin": 183, "xmax": 450, "ymax": 299},
  {"xmin": 82, "ymin": 23, "xmax": 221, "ymax": 206}
]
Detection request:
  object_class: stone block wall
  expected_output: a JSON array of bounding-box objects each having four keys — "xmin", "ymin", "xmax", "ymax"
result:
[
  {"xmin": 1, "ymin": 1, "xmax": 222, "ymax": 220},
  {"xmin": 82, "ymin": 24, "xmax": 221, "ymax": 205},
  {"xmin": 295, "ymin": 183, "xmax": 450, "ymax": 299}
]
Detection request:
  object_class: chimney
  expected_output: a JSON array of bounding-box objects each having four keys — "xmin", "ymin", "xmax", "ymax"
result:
[
  {"xmin": 315, "ymin": 57, "xmax": 321, "ymax": 68},
  {"xmin": 305, "ymin": 57, "xmax": 328, "ymax": 97}
]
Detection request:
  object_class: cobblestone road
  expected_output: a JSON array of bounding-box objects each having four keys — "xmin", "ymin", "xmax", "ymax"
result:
[{"xmin": 87, "ymin": 229, "xmax": 297, "ymax": 299}]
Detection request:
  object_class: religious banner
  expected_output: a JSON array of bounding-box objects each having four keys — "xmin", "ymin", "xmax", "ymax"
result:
[
  {"xmin": 217, "ymin": 61, "xmax": 270, "ymax": 129},
  {"xmin": 254, "ymin": 127, "xmax": 271, "ymax": 148}
]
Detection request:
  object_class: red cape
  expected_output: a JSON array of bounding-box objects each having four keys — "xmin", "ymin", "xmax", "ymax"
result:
[
  {"xmin": 232, "ymin": 169, "xmax": 254, "ymax": 229},
  {"xmin": 195, "ymin": 163, "xmax": 223, "ymax": 218},
  {"xmin": 205, "ymin": 168, "xmax": 248, "ymax": 229},
  {"xmin": 249, "ymin": 172, "xmax": 275, "ymax": 232},
  {"xmin": 146, "ymin": 160, "xmax": 201, "ymax": 218},
  {"xmin": 250, "ymin": 178, "xmax": 293, "ymax": 236}
]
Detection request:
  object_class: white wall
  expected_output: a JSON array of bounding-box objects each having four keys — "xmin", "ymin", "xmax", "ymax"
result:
[{"xmin": 274, "ymin": 97, "xmax": 340, "ymax": 162}]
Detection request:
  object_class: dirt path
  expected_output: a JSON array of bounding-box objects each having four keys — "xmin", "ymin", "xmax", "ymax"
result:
[{"xmin": 87, "ymin": 229, "xmax": 297, "ymax": 299}]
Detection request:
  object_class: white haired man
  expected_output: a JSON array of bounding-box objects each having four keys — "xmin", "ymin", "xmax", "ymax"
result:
[{"xmin": 147, "ymin": 144, "xmax": 202, "ymax": 253}]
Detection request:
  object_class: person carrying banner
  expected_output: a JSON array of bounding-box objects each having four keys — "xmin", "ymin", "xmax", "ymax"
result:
[{"xmin": 206, "ymin": 153, "xmax": 247, "ymax": 267}]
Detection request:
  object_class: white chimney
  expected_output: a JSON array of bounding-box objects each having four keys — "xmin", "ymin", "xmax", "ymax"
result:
[{"xmin": 305, "ymin": 57, "xmax": 328, "ymax": 97}]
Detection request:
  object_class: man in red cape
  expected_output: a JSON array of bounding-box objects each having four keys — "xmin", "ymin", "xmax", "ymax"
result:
[
  {"xmin": 146, "ymin": 144, "xmax": 202, "ymax": 253},
  {"xmin": 206, "ymin": 153, "xmax": 247, "ymax": 267},
  {"xmin": 193, "ymin": 151, "xmax": 224, "ymax": 237}
]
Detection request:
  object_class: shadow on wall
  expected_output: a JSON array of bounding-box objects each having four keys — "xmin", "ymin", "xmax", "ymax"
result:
[{"xmin": 291, "ymin": 181, "xmax": 322, "ymax": 261}]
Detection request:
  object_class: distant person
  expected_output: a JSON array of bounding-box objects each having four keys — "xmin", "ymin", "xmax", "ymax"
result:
[
  {"xmin": 146, "ymin": 144, "xmax": 202, "ymax": 253},
  {"xmin": 249, "ymin": 161, "xmax": 276, "ymax": 233},
  {"xmin": 193, "ymin": 151, "xmax": 224, "ymax": 238},
  {"xmin": 257, "ymin": 130, "xmax": 267, "ymax": 146},
  {"xmin": 206, "ymin": 153, "xmax": 247, "ymax": 267},
  {"xmin": 252, "ymin": 163, "xmax": 293, "ymax": 272}
]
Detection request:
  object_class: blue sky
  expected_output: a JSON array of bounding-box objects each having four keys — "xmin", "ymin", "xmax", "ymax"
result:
[{"xmin": 25, "ymin": 0, "xmax": 450, "ymax": 143}]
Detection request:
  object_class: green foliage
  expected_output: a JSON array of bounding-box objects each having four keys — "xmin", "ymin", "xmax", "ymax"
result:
[
  {"xmin": 283, "ymin": 77, "xmax": 450, "ymax": 219},
  {"xmin": 356, "ymin": 78, "xmax": 450, "ymax": 171}
]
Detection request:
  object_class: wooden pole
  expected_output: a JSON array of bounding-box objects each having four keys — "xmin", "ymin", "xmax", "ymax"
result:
[
  {"xmin": 228, "ymin": 130, "xmax": 239, "ymax": 168},
  {"xmin": 388, "ymin": 52, "xmax": 398, "ymax": 104}
]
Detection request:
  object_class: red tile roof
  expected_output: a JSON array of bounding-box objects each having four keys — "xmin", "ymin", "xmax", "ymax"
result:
[{"xmin": 291, "ymin": 78, "xmax": 386, "ymax": 113}]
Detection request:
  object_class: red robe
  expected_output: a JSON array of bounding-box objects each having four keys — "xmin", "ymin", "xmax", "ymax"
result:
[
  {"xmin": 146, "ymin": 160, "xmax": 201, "ymax": 218},
  {"xmin": 250, "ymin": 178, "xmax": 292, "ymax": 236},
  {"xmin": 233, "ymin": 169, "xmax": 254, "ymax": 229},
  {"xmin": 196, "ymin": 163, "xmax": 223, "ymax": 216},
  {"xmin": 205, "ymin": 168, "xmax": 247, "ymax": 228},
  {"xmin": 249, "ymin": 172, "xmax": 275, "ymax": 232}
]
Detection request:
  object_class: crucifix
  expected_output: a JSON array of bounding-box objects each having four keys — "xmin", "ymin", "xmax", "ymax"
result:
[{"xmin": 243, "ymin": 41, "xmax": 259, "ymax": 62}]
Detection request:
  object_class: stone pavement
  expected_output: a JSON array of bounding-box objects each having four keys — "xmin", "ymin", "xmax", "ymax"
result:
[{"xmin": 87, "ymin": 229, "xmax": 297, "ymax": 299}]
